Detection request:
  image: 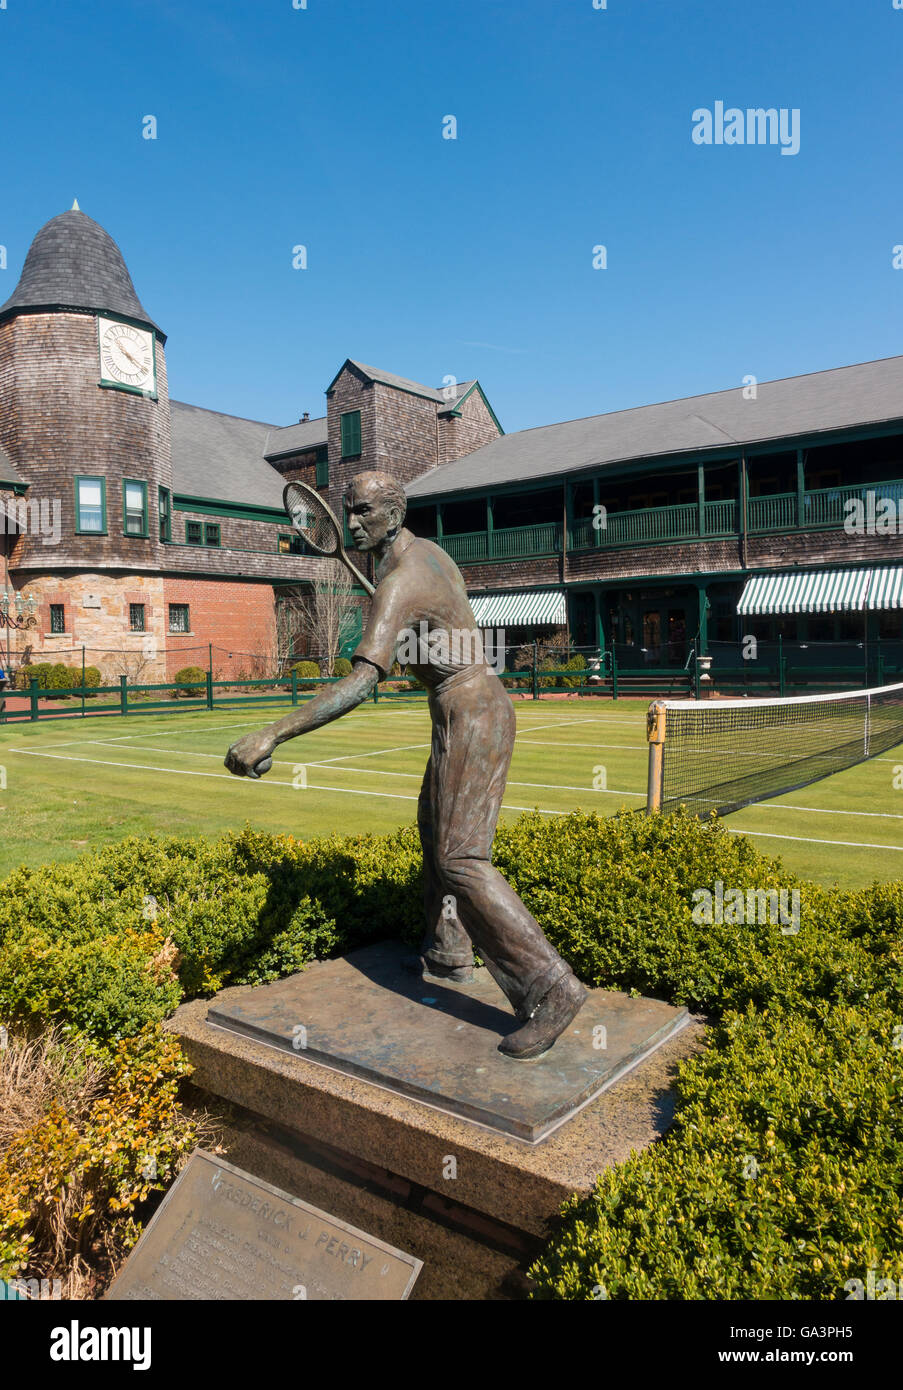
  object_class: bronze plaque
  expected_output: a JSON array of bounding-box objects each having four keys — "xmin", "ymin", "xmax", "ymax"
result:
[{"xmin": 106, "ymin": 1151, "xmax": 422, "ymax": 1301}]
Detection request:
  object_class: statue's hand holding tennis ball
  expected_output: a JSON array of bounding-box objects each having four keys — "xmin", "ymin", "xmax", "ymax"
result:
[{"xmin": 225, "ymin": 729, "xmax": 277, "ymax": 780}]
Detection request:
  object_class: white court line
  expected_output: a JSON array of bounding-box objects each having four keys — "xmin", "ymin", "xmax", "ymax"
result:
[
  {"xmin": 27, "ymin": 738, "xmax": 644, "ymax": 798},
  {"xmin": 11, "ymin": 749, "xmax": 897, "ymax": 845},
  {"xmin": 517, "ymin": 739, "xmax": 643, "ymax": 750},
  {"xmin": 64, "ymin": 742, "xmax": 902, "ymax": 818},
  {"xmin": 5, "ymin": 747, "xmax": 568, "ymax": 816},
  {"xmin": 305, "ymin": 742, "xmax": 430, "ymax": 765},
  {"xmin": 755, "ymin": 801, "xmax": 903, "ymax": 822},
  {"xmin": 729, "ymin": 827, "xmax": 903, "ymax": 853}
]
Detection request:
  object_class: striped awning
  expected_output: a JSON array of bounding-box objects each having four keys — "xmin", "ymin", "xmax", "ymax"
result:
[
  {"xmin": 867, "ymin": 567, "xmax": 903, "ymax": 611},
  {"xmin": 737, "ymin": 569, "xmax": 872, "ymax": 616},
  {"xmin": 470, "ymin": 590, "xmax": 567, "ymax": 626}
]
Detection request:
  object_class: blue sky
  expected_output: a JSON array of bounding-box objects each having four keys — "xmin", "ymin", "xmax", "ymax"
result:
[{"xmin": 1, "ymin": 0, "xmax": 901, "ymax": 434}]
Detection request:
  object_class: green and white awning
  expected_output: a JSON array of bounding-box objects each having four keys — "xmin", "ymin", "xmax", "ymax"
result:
[
  {"xmin": 867, "ymin": 567, "xmax": 903, "ymax": 610},
  {"xmin": 469, "ymin": 590, "xmax": 567, "ymax": 626},
  {"xmin": 737, "ymin": 569, "xmax": 873, "ymax": 616}
]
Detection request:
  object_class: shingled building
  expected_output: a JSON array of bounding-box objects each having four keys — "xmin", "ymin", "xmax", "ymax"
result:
[
  {"xmin": 0, "ymin": 207, "xmax": 500, "ymax": 680},
  {"xmin": 2, "ymin": 203, "xmax": 902, "ymax": 690}
]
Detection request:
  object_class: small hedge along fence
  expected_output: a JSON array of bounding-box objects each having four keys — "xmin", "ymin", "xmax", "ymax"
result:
[
  {"xmin": 170, "ymin": 666, "xmax": 207, "ymax": 698},
  {"xmin": 1, "ymin": 810, "xmax": 901, "ymax": 1298},
  {"xmin": 15, "ymin": 663, "xmax": 102, "ymax": 696}
]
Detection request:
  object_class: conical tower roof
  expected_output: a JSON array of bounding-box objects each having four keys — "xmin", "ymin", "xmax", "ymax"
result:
[{"xmin": 0, "ymin": 208, "xmax": 163, "ymax": 336}]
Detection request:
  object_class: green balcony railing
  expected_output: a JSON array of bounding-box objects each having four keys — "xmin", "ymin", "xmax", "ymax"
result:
[
  {"xmin": 803, "ymin": 479, "xmax": 903, "ymax": 529},
  {"xmin": 436, "ymin": 521, "xmax": 562, "ymax": 564},
  {"xmin": 431, "ymin": 476, "xmax": 903, "ymax": 563},
  {"xmin": 704, "ymin": 498, "xmax": 737, "ymax": 534},
  {"xmin": 435, "ymin": 530, "xmax": 489, "ymax": 563},
  {"xmin": 748, "ymin": 491, "xmax": 796, "ymax": 532},
  {"xmin": 492, "ymin": 520, "xmax": 562, "ymax": 558}
]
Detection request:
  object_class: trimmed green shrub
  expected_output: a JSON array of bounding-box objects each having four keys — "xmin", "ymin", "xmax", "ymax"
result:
[
  {"xmin": 559, "ymin": 654, "xmax": 587, "ymax": 688},
  {"xmin": 15, "ymin": 662, "xmax": 55, "ymax": 690},
  {"xmin": 1, "ymin": 809, "xmax": 901, "ymax": 1300},
  {"xmin": 170, "ymin": 666, "xmax": 206, "ymax": 698},
  {"xmin": 82, "ymin": 666, "xmax": 101, "ymax": 690},
  {"xmin": 46, "ymin": 663, "xmax": 75, "ymax": 699},
  {"xmin": 291, "ymin": 660, "xmax": 320, "ymax": 683},
  {"xmin": 332, "ymin": 657, "xmax": 353, "ymax": 678}
]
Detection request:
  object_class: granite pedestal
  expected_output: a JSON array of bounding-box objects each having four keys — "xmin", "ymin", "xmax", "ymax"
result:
[{"xmin": 167, "ymin": 941, "xmax": 705, "ymax": 1299}]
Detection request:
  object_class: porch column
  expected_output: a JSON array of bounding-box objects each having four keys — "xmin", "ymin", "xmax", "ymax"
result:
[
  {"xmin": 697, "ymin": 581, "xmax": 709, "ymax": 654},
  {"xmin": 594, "ymin": 587, "xmax": 605, "ymax": 655},
  {"xmin": 697, "ymin": 463, "xmax": 706, "ymax": 537},
  {"xmin": 487, "ymin": 494, "xmax": 494, "ymax": 559},
  {"xmin": 796, "ymin": 449, "xmax": 805, "ymax": 528}
]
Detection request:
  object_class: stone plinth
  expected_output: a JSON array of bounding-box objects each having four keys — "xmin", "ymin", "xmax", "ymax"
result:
[{"xmin": 167, "ymin": 942, "xmax": 705, "ymax": 1273}]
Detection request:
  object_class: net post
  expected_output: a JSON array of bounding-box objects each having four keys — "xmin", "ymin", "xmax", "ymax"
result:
[{"xmin": 646, "ymin": 699, "xmax": 667, "ymax": 813}]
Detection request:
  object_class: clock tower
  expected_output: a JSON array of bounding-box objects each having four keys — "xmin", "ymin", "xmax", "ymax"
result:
[{"xmin": 0, "ymin": 205, "xmax": 174, "ymax": 669}]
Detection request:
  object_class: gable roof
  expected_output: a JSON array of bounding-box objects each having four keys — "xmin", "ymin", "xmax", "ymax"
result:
[
  {"xmin": 326, "ymin": 359, "xmax": 480, "ymax": 413},
  {"xmin": 170, "ymin": 401, "xmax": 286, "ymax": 509},
  {"xmin": 264, "ymin": 416, "xmax": 328, "ymax": 459},
  {"xmin": 406, "ymin": 354, "xmax": 903, "ymax": 499}
]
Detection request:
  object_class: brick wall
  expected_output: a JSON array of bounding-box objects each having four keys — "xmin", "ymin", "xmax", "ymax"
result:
[{"xmin": 161, "ymin": 575, "xmax": 277, "ymax": 678}]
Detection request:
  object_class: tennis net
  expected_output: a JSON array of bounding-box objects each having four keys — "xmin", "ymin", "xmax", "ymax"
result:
[{"xmin": 646, "ymin": 681, "xmax": 903, "ymax": 816}]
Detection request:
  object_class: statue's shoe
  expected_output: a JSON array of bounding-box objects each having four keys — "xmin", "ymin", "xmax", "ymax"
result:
[
  {"xmin": 498, "ymin": 974, "xmax": 587, "ymax": 1061},
  {"xmin": 403, "ymin": 954, "xmax": 474, "ymax": 984}
]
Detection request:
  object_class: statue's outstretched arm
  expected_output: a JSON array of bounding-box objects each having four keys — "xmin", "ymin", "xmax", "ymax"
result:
[{"xmin": 224, "ymin": 660, "xmax": 380, "ymax": 779}]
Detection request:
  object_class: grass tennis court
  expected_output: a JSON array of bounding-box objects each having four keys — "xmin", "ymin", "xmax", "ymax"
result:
[{"xmin": 1, "ymin": 697, "xmax": 902, "ymax": 888}]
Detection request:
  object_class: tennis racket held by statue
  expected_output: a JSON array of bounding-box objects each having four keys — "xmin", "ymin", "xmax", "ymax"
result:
[{"xmin": 282, "ymin": 482, "xmax": 376, "ymax": 596}]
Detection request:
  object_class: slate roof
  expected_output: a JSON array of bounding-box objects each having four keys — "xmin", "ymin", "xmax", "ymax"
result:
[
  {"xmin": 264, "ymin": 416, "xmax": 329, "ymax": 459},
  {"xmin": 0, "ymin": 209, "xmax": 162, "ymax": 335},
  {"xmin": 170, "ymin": 401, "xmax": 287, "ymax": 509},
  {"xmin": 406, "ymin": 355, "xmax": 903, "ymax": 499},
  {"xmin": 330, "ymin": 359, "xmax": 476, "ymax": 412}
]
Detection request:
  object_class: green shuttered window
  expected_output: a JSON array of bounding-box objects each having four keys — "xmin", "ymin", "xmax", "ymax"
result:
[{"xmin": 341, "ymin": 410, "xmax": 362, "ymax": 459}]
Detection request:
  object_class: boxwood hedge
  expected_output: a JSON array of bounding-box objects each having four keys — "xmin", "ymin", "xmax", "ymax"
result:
[{"xmin": 1, "ymin": 810, "xmax": 901, "ymax": 1298}]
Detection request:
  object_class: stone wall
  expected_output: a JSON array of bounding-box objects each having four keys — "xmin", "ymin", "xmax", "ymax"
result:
[{"xmin": 6, "ymin": 571, "xmax": 279, "ymax": 683}]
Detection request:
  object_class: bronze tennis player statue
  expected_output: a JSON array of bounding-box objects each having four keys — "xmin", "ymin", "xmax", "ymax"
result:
[{"xmin": 224, "ymin": 471, "xmax": 586, "ymax": 1060}]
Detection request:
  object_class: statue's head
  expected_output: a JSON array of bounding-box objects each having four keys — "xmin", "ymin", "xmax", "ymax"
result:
[{"xmin": 343, "ymin": 471, "xmax": 407, "ymax": 553}]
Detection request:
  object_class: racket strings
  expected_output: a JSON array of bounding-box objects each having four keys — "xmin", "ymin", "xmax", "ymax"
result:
[{"xmin": 285, "ymin": 484, "xmax": 341, "ymax": 555}]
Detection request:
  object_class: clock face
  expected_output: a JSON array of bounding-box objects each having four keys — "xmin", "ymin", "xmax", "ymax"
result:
[{"xmin": 98, "ymin": 316, "xmax": 156, "ymax": 393}]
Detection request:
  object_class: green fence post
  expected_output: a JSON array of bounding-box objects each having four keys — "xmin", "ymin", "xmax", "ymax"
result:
[
  {"xmin": 694, "ymin": 654, "xmax": 701, "ymax": 701},
  {"xmin": 30, "ymin": 676, "xmax": 39, "ymax": 721},
  {"xmin": 291, "ymin": 669, "xmax": 298, "ymax": 705},
  {"xmin": 120, "ymin": 675, "xmax": 128, "ymax": 717},
  {"xmin": 532, "ymin": 641, "xmax": 538, "ymax": 701},
  {"xmin": 206, "ymin": 669, "xmax": 214, "ymax": 710},
  {"xmin": 81, "ymin": 645, "xmax": 86, "ymax": 718},
  {"xmin": 611, "ymin": 648, "xmax": 619, "ymax": 701},
  {"xmin": 373, "ymin": 679, "xmax": 379, "ymax": 704},
  {"xmin": 778, "ymin": 635, "xmax": 786, "ymax": 697}
]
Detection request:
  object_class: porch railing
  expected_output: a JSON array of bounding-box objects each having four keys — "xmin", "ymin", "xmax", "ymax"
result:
[{"xmin": 429, "ymin": 476, "xmax": 903, "ymax": 562}]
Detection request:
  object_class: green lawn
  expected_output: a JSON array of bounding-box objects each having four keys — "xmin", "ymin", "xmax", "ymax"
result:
[{"xmin": 1, "ymin": 695, "xmax": 901, "ymax": 888}]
